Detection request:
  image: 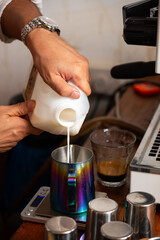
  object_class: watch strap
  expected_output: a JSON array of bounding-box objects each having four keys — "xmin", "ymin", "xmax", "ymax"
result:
[{"xmin": 21, "ymin": 16, "xmax": 60, "ymax": 44}]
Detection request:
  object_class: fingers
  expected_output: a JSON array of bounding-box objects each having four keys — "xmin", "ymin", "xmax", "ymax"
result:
[
  {"xmin": 0, "ymin": 102, "xmax": 42, "ymax": 153},
  {"xmin": 6, "ymin": 101, "xmax": 42, "ymax": 136},
  {"xmin": 9, "ymin": 118, "xmax": 42, "ymax": 141},
  {"xmin": 8, "ymin": 100, "xmax": 36, "ymax": 117},
  {"xmin": 45, "ymin": 74, "xmax": 91, "ymax": 99},
  {"xmin": 69, "ymin": 59, "xmax": 91, "ymax": 96},
  {"xmin": 27, "ymin": 30, "xmax": 91, "ymax": 99},
  {"xmin": 0, "ymin": 123, "xmax": 41, "ymax": 153},
  {"xmin": 40, "ymin": 55, "xmax": 91, "ymax": 98},
  {"xmin": 27, "ymin": 125, "xmax": 42, "ymax": 136},
  {"xmin": 0, "ymin": 143, "xmax": 17, "ymax": 153},
  {"xmin": 47, "ymin": 76, "xmax": 80, "ymax": 99},
  {"xmin": 12, "ymin": 116, "xmax": 42, "ymax": 136}
]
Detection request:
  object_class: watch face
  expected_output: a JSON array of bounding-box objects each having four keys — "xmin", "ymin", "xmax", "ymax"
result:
[{"xmin": 40, "ymin": 16, "xmax": 58, "ymax": 28}]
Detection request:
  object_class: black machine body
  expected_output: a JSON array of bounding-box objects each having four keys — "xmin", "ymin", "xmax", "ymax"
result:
[{"xmin": 123, "ymin": 0, "xmax": 158, "ymax": 46}]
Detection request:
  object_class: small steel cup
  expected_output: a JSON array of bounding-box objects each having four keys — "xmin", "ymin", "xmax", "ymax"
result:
[
  {"xmin": 85, "ymin": 197, "xmax": 118, "ymax": 240},
  {"xmin": 45, "ymin": 216, "xmax": 77, "ymax": 240},
  {"xmin": 100, "ymin": 221, "xmax": 133, "ymax": 240},
  {"xmin": 148, "ymin": 237, "xmax": 160, "ymax": 240},
  {"xmin": 124, "ymin": 191, "xmax": 156, "ymax": 240}
]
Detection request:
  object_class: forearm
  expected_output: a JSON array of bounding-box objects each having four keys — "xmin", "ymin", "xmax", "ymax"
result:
[{"xmin": 1, "ymin": 0, "xmax": 41, "ymax": 40}]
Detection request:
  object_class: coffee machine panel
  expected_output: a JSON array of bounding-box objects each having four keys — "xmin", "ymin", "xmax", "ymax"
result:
[{"xmin": 130, "ymin": 103, "xmax": 160, "ymax": 203}]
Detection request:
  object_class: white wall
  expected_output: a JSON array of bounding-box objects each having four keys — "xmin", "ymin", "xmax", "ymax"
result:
[{"xmin": 0, "ymin": 0, "xmax": 156, "ymax": 104}]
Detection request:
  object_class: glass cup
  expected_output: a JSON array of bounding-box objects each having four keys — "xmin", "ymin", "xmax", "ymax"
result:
[{"xmin": 90, "ymin": 128, "xmax": 136, "ymax": 187}]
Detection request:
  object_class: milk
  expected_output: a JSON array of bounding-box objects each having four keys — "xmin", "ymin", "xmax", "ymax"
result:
[
  {"xmin": 59, "ymin": 110, "xmax": 76, "ymax": 163},
  {"xmin": 67, "ymin": 127, "xmax": 71, "ymax": 163},
  {"xmin": 24, "ymin": 65, "xmax": 90, "ymax": 136}
]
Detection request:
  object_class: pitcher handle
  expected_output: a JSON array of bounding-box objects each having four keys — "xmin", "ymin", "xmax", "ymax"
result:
[{"xmin": 68, "ymin": 167, "xmax": 77, "ymax": 212}]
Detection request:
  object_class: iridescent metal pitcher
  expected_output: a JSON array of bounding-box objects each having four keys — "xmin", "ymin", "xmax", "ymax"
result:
[{"xmin": 50, "ymin": 145, "xmax": 95, "ymax": 214}]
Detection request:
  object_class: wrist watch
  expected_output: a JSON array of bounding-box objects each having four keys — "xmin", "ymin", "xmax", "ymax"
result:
[{"xmin": 21, "ymin": 16, "xmax": 60, "ymax": 44}]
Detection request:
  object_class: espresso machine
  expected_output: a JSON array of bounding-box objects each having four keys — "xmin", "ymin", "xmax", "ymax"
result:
[{"xmin": 122, "ymin": 0, "xmax": 160, "ymax": 203}]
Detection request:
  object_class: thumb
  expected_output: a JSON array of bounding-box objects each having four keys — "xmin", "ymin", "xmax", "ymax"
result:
[{"xmin": 10, "ymin": 100, "xmax": 36, "ymax": 117}]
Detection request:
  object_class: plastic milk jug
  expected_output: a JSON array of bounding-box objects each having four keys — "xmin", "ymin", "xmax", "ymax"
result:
[{"xmin": 24, "ymin": 65, "xmax": 90, "ymax": 136}]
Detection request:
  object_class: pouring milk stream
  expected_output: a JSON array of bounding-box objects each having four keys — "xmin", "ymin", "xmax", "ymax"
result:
[
  {"xmin": 59, "ymin": 108, "xmax": 76, "ymax": 163},
  {"xmin": 24, "ymin": 65, "xmax": 90, "ymax": 163}
]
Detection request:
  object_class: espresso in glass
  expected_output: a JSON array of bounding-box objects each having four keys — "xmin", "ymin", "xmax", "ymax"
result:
[{"xmin": 90, "ymin": 128, "xmax": 136, "ymax": 187}]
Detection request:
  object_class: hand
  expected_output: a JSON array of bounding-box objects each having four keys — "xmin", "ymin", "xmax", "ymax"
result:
[
  {"xmin": 26, "ymin": 29, "xmax": 91, "ymax": 99},
  {"xmin": 0, "ymin": 100, "xmax": 41, "ymax": 153},
  {"xmin": 1, "ymin": 0, "xmax": 91, "ymax": 98}
]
